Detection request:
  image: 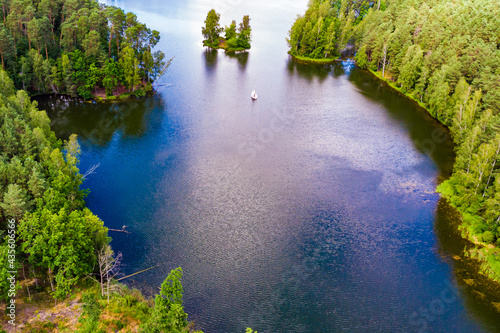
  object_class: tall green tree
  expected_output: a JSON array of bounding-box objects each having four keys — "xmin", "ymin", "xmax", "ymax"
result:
[
  {"xmin": 202, "ymin": 9, "xmax": 222, "ymax": 46},
  {"xmin": 0, "ymin": 184, "xmax": 31, "ymax": 219},
  {"xmin": 141, "ymin": 267, "xmax": 189, "ymax": 333},
  {"xmin": 0, "ymin": 24, "xmax": 14, "ymax": 68},
  {"xmin": 236, "ymin": 15, "xmax": 252, "ymax": 49},
  {"xmin": 121, "ymin": 46, "xmax": 141, "ymax": 91}
]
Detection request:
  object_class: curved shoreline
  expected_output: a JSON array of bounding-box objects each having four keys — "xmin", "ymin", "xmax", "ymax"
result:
[{"xmin": 357, "ymin": 64, "xmax": 500, "ymax": 284}]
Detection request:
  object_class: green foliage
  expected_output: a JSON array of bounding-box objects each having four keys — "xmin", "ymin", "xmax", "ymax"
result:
[
  {"xmin": 354, "ymin": 45, "xmax": 368, "ymax": 69},
  {"xmin": 0, "ymin": 238, "xmax": 21, "ymax": 300},
  {"xmin": 225, "ymin": 20, "xmax": 237, "ymax": 41},
  {"xmin": 103, "ymin": 59, "xmax": 123, "ymax": 96},
  {"xmin": 203, "ymin": 11, "xmax": 252, "ymax": 51},
  {"xmin": 0, "ymin": 0, "xmax": 166, "ymax": 99},
  {"xmin": 121, "ymin": 46, "xmax": 141, "ymax": 92},
  {"xmin": 202, "ymin": 9, "xmax": 223, "ymax": 45},
  {"xmin": 482, "ymin": 231, "xmax": 495, "ymax": 244},
  {"xmin": 0, "ymin": 68, "xmax": 108, "ymax": 300},
  {"xmin": 236, "ymin": 15, "xmax": 252, "ymax": 49},
  {"xmin": 141, "ymin": 267, "xmax": 189, "ymax": 333},
  {"xmin": 287, "ymin": 0, "xmax": 370, "ymax": 60},
  {"xmin": 353, "ymin": 0, "xmax": 500, "ymax": 275},
  {"xmin": 78, "ymin": 293, "xmax": 105, "ymax": 333},
  {"xmin": 0, "ymin": 184, "xmax": 31, "ymax": 219}
]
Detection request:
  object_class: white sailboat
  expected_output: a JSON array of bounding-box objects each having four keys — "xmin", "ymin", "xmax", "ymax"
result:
[{"xmin": 251, "ymin": 90, "xmax": 258, "ymax": 100}]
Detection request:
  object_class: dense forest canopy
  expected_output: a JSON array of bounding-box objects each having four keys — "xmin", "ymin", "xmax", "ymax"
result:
[
  {"xmin": 287, "ymin": 0, "xmax": 379, "ymax": 59},
  {"xmin": 0, "ymin": 69, "xmax": 109, "ymax": 299},
  {"xmin": 0, "ymin": 1, "xmax": 205, "ymax": 330},
  {"xmin": 354, "ymin": 0, "xmax": 500, "ymax": 263},
  {"xmin": 0, "ymin": 0, "xmax": 167, "ymax": 99}
]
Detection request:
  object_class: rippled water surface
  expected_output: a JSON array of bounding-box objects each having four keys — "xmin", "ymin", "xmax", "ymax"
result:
[{"xmin": 38, "ymin": 0, "xmax": 500, "ymax": 332}]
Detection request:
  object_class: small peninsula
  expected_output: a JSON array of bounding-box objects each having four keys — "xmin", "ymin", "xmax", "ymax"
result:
[{"xmin": 202, "ymin": 9, "xmax": 252, "ymax": 52}]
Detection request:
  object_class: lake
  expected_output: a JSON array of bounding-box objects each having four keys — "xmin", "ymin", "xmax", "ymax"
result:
[{"xmin": 38, "ymin": 0, "xmax": 500, "ymax": 332}]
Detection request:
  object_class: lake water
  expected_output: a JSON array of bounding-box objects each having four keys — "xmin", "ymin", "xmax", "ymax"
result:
[{"xmin": 38, "ymin": 0, "xmax": 500, "ymax": 332}]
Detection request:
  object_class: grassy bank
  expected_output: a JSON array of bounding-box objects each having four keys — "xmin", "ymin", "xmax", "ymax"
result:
[
  {"xmin": 0, "ymin": 279, "xmax": 151, "ymax": 333},
  {"xmin": 288, "ymin": 52, "xmax": 338, "ymax": 64}
]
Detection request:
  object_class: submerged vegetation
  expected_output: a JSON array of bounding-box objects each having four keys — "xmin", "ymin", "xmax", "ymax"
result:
[
  {"xmin": 202, "ymin": 9, "xmax": 252, "ymax": 52},
  {"xmin": 0, "ymin": 0, "xmax": 168, "ymax": 100}
]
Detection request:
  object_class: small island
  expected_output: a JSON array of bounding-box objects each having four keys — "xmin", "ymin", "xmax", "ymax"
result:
[{"xmin": 202, "ymin": 9, "xmax": 252, "ymax": 52}]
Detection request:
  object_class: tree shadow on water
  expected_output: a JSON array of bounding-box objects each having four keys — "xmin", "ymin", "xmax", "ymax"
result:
[
  {"xmin": 203, "ymin": 48, "xmax": 218, "ymax": 76},
  {"xmin": 35, "ymin": 94, "xmax": 165, "ymax": 148},
  {"xmin": 348, "ymin": 68, "xmax": 455, "ymax": 179},
  {"xmin": 286, "ymin": 58, "xmax": 332, "ymax": 83},
  {"xmin": 225, "ymin": 51, "xmax": 249, "ymax": 72}
]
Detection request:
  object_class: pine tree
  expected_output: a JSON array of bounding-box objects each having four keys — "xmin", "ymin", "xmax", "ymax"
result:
[{"xmin": 0, "ymin": 184, "xmax": 31, "ymax": 219}]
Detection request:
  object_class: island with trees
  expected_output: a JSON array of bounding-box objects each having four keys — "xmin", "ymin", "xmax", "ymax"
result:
[
  {"xmin": 0, "ymin": 0, "xmax": 168, "ymax": 101},
  {"xmin": 202, "ymin": 9, "xmax": 252, "ymax": 52},
  {"xmin": 291, "ymin": 0, "xmax": 500, "ymax": 281}
]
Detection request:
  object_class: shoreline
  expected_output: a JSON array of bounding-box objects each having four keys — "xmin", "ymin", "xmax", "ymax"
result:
[
  {"xmin": 203, "ymin": 39, "xmax": 250, "ymax": 53},
  {"xmin": 288, "ymin": 52, "xmax": 339, "ymax": 64},
  {"xmin": 358, "ymin": 64, "xmax": 500, "ymax": 284},
  {"xmin": 31, "ymin": 88, "xmax": 156, "ymax": 104}
]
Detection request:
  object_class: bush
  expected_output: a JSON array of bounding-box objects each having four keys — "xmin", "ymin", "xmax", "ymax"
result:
[
  {"xmin": 134, "ymin": 88, "xmax": 146, "ymax": 97},
  {"xmin": 114, "ymin": 319, "xmax": 126, "ymax": 330},
  {"xmin": 227, "ymin": 37, "xmax": 238, "ymax": 48},
  {"xmin": 78, "ymin": 294, "xmax": 103, "ymax": 333},
  {"xmin": 482, "ymin": 231, "xmax": 495, "ymax": 244},
  {"xmin": 119, "ymin": 93, "xmax": 131, "ymax": 100}
]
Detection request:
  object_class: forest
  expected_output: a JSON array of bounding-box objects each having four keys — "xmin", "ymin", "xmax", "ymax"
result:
[
  {"xmin": 0, "ymin": 0, "xmax": 167, "ymax": 100},
  {"xmin": 290, "ymin": 0, "xmax": 500, "ymax": 279},
  {"xmin": 287, "ymin": 0, "xmax": 375, "ymax": 60}
]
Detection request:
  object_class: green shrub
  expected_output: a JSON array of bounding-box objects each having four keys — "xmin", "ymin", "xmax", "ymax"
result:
[
  {"xmin": 78, "ymin": 293, "xmax": 104, "ymax": 333},
  {"xmin": 134, "ymin": 88, "xmax": 146, "ymax": 97},
  {"xmin": 114, "ymin": 319, "xmax": 126, "ymax": 330},
  {"xmin": 119, "ymin": 93, "xmax": 131, "ymax": 100},
  {"xmin": 482, "ymin": 231, "xmax": 495, "ymax": 243}
]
